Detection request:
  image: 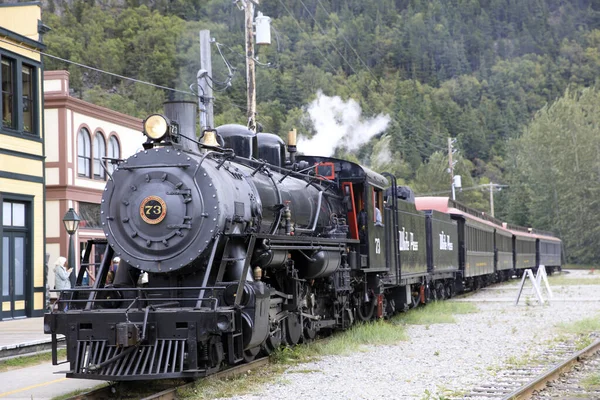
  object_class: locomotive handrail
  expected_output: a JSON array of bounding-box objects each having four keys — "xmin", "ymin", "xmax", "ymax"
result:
[
  {"xmin": 265, "ymin": 244, "xmax": 343, "ymax": 251},
  {"xmin": 99, "ymin": 156, "xmax": 114, "ymax": 181},
  {"xmin": 51, "ymin": 286, "xmax": 228, "ymax": 292},
  {"xmin": 52, "ymin": 286, "xmax": 226, "ymax": 311},
  {"xmin": 382, "ymin": 172, "xmax": 401, "ymax": 285},
  {"xmin": 120, "ymin": 163, "xmax": 191, "ymax": 170},
  {"xmin": 197, "ymin": 235, "xmax": 221, "ymax": 308},
  {"xmin": 294, "ymin": 190, "xmax": 324, "ymax": 233},
  {"xmin": 266, "ymin": 172, "xmax": 284, "ymax": 235}
]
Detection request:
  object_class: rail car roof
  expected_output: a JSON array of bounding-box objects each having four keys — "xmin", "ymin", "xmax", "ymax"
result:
[
  {"xmin": 503, "ymin": 224, "xmax": 561, "ymax": 242},
  {"xmin": 296, "ymin": 155, "xmax": 388, "ymax": 188},
  {"xmin": 415, "ymin": 196, "xmax": 511, "ymax": 236},
  {"xmin": 505, "ymin": 224, "xmax": 561, "ymax": 243},
  {"xmin": 415, "ymin": 197, "xmax": 560, "ymax": 242}
]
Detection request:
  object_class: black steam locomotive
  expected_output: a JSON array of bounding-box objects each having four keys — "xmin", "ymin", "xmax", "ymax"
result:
[{"xmin": 44, "ymin": 101, "xmax": 561, "ymax": 381}]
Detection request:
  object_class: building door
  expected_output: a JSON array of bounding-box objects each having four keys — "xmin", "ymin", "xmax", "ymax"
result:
[
  {"xmin": 2, "ymin": 200, "xmax": 29, "ymax": 319},
  {"xmin": 2, "ymin": 232, "xmax": 27, "ymax": 319}
]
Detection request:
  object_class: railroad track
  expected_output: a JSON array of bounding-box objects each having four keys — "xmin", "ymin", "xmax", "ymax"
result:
[
  {"xmin": 449, "ymin": 336, "xmax": 600, "ymax": 400},
  {"xmin": 508, "ymin": 338, "xmax": 600, "ymax": 400},
  {"xmin": 65, "ymin": 356, "xmax": 269, "ymax": 400}
]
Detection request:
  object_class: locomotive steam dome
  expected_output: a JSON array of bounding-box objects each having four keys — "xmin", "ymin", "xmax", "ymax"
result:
[{"xmin": 101, "ymin": 147, "xmax": 221, "ymax": 273}]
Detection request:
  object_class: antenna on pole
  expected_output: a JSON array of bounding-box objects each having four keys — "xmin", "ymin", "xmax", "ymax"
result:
[
  {"xmin": 448, "ymin": 137, "xmax": 460, "ymax": 200},
  {"xmin": 198, "ymin": 30, "xmax": 214, "ymax": 131},
  {"xmin": 238, "ymin": 0, "xmax": 270, "ymax": 133}
]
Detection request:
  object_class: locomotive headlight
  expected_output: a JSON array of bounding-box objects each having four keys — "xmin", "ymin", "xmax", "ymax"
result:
[{"xmin": 143, "ymin": 114, "xmax": 170, "ymax": 140}]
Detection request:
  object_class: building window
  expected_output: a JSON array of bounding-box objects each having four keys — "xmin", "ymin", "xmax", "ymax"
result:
[
  {"xmin": 79, "ymin": 202, "xmax": 101, "ymax": 229},
  {"xmin": 1, "ymin": 58, "xmax": 14, "ymax": 129},
  {"xmin": 0, "ymin": 55, "xmax": 38, "ymax": 136},
  {"xmin": 108, "ymin": 135, "xmax": 120, "ymax": 173},
  {"xmin": 93, "ymin": 132, "xmax": 106, "ymax": 180},
  {"xmin": 22, "ymin": 65, "xmax": 33, "ymax": 133},
  {"xmin": 78, "ymin": 128, "xmax": 91, "ymax": 178},
  {"xmin": 3, "ymin": 201, "xmax": 25, "ymax": 227}
]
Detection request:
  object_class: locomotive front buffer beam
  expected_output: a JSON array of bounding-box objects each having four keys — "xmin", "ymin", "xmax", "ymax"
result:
[{"xmin": 44, "ymin": 307, "xmax": 240, "ymax": 381}]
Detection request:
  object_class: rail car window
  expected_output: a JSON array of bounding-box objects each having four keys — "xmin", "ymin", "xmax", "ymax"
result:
[
  {"xmin": 78, "ymin": 128, "xmax": 92, "ymax": 178},
  {"xmin": 517, "ymin": 240, "xmax": 535, "ymax": 253},
  {"xmin": 542, "ymin": 242, "xmax": 559, "ymax": 255},
  {"xmin": 497, "ymin": 234, "xmax": 511, "ymax": 252},
  {"xmin": 93, "ymin": 132, "xmax": 106, "ymax": 180},
  {"xmin": 467, "ymin": 225, "xmax": 493, "ymax": 252},
  {"xmin": 108, "ymin": 136, "xmax": 120, "ymax": 173},
  {"xmin": 373, "ymin": 188, "xmax": 383, "ymax": 226}
]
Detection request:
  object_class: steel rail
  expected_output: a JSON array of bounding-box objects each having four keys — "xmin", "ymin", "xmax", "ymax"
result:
[
  {"xmin": 502, "ymin": 338, "xmax": 600, "ymax": 400},
  {"xmin": 64, "ymin": 357, "xmax": 269, "ymax": 400}
]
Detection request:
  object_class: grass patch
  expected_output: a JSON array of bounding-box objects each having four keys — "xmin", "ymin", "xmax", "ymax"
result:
[
  {"xmin": 273, "ymin": 319, "xmax": 409, "ymax": 364},
  {"xmin": 51, "ymin": 384, "xmax": 109, "ymax": 400},
  {"xmin": 393, "ymin": 301, "xmax": 478, "ymax": 325},
  {"xmin": 556, "ymin": 316, "xmax": 600, "ymax": 336},
  {"xmin": 504, "ymin": 352, "xmax": 539, "ymax": 368},
  {"xmin": 421, "ymin": 387, "xmax": 459, "ymax": 400},
  {"xmin": 180, "ymin": 364, "xmax": 288, "ymax": 399},
  {"xmin": 563, "ymin": 264, "xmax": 600, "ymax": 270},
  {"xmin": 548, "ymin": 275, "xmax": 600, "ymax": 285},
  {"xmin": 582, "ymin": 373, "xmax": 600, "ymax": 390},
  {"xmin": 0, "ymin": 349, "xmax": 67, "ymax": 373},
  {"xmin": 181, "ymin": 319, "xmax": 408, "ymax": 399},
  {"xmin": 54, "ymin": 381, "xmax": 184, "ymax": 400},
  {"xmin": 291, "ymin": 368, "xmax": 320, "ymax": 374}
]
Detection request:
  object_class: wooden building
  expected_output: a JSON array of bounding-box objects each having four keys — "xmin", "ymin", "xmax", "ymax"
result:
[{"xmin": 0, "ymin": 2, "xmax": 47, "ymax": 319}]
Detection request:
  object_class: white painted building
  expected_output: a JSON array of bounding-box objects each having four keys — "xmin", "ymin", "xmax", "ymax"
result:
[{"xmin": 44, "ymin": 70, "xmax": 143, "ymax": 293}]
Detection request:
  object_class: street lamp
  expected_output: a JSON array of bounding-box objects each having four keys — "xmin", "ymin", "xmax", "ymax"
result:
[{"xmin": 63, "ymin": 208, "xmax": 81, "ymax": 288}]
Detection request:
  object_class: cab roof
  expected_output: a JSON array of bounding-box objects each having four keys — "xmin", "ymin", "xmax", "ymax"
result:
[{"xmin": 296, "ymin": 155, "xmax": 388, "ymax": 188}]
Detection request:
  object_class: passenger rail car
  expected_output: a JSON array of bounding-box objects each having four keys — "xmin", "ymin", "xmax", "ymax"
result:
[{"xmin": 44, "ymin": 102, "xmax": 561, "ymax": 382}]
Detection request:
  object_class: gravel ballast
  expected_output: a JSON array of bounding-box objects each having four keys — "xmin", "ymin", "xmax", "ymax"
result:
[{"xmin": 223, "ymin": 270, "xmax": 600, "ymax": 400}]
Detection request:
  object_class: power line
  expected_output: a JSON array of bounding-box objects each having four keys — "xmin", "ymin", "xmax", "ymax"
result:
[
  {"xmin": 297, "ymin": 0, "xmax": 358, "ymax": 76},
  {"xmin": 216, "ymin": 41, "xmax": 274, "ymax": 68},
  {"xmin": 0, "ymin": 37, "xmax": 195, "ymax": 97},
  {"xmin": 314, "ymin": 0, "xmax": 378, "ymax": 82},
  {"xmin": 276, "ymin": 0, "xmax": 338, "ymax": 73}
]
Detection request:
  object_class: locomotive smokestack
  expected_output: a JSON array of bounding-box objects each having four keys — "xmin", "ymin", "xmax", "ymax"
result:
[{"xmin": 164, "ymin": 101, "xmax": 198, "ymax": 153}]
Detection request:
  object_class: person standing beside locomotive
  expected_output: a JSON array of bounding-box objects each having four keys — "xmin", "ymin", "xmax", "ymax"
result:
[
  {"xmin": 111, "ymin": 256, "xmax": 120, "ymax": 273},
  {"xmin": 54, "ymin": 256, "xmax": 71, "ymax": 290},
  {"xmin": 54, "ymin": 256, "xmax": 72, "ymax": 310}
]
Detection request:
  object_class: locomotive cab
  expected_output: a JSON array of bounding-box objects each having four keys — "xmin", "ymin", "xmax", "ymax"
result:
[{"xmin": 296, "ymin": 156, "xmax": 389, "ymax": 270}]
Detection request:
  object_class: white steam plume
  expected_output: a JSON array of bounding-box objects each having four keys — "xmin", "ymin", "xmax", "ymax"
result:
[{"xmin": 297, "ymin": 91, "xmax": 390, "ymax": 157}]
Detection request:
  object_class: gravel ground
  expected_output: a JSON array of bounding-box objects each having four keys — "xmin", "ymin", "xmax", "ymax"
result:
[{"xmin": 222, "ymin": 270, "xmax": 600, "ymax": 400}]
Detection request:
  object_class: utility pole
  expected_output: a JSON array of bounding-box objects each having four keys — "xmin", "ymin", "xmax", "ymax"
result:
[
  {"xmin": 198, "ymin": 30, "xmax": 214, "ymax": 131},
  {"xmin": 480, "ymin": 182, "xmax": 508, "ymax": 217},
  {"xmin": 448, "ymin": 137, "xmax": 455, "ymax": 200},
  {"xmin": 244, "ymin": 0, "xmax": 258, "ymax": 132},
  {"xmin": 489, "ymin": 182, "xmax": 494, "ymax": 217}
]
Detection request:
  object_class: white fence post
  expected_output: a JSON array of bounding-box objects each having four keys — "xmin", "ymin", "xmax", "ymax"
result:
[{"xmin": 515, "ymin": 269, "xmax": 547, "ymax": 305}]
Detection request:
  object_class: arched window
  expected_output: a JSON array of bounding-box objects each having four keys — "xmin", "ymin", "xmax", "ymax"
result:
[
  {"xmin": 77, "ymin": 128, "xmax": 91, "ymax": 178},
  {"xmin": 93, "ymin": 132, "xmax": 106, "ymax": 180},
  {"xmin": 108, "ymin": 136, "xmax": 120, "ymax": 173}
]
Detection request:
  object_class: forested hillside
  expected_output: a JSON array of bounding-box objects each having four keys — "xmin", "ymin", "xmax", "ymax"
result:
[{"xmin": 32, "ymin": 0, "xmax": 600, "ymax": 262}]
